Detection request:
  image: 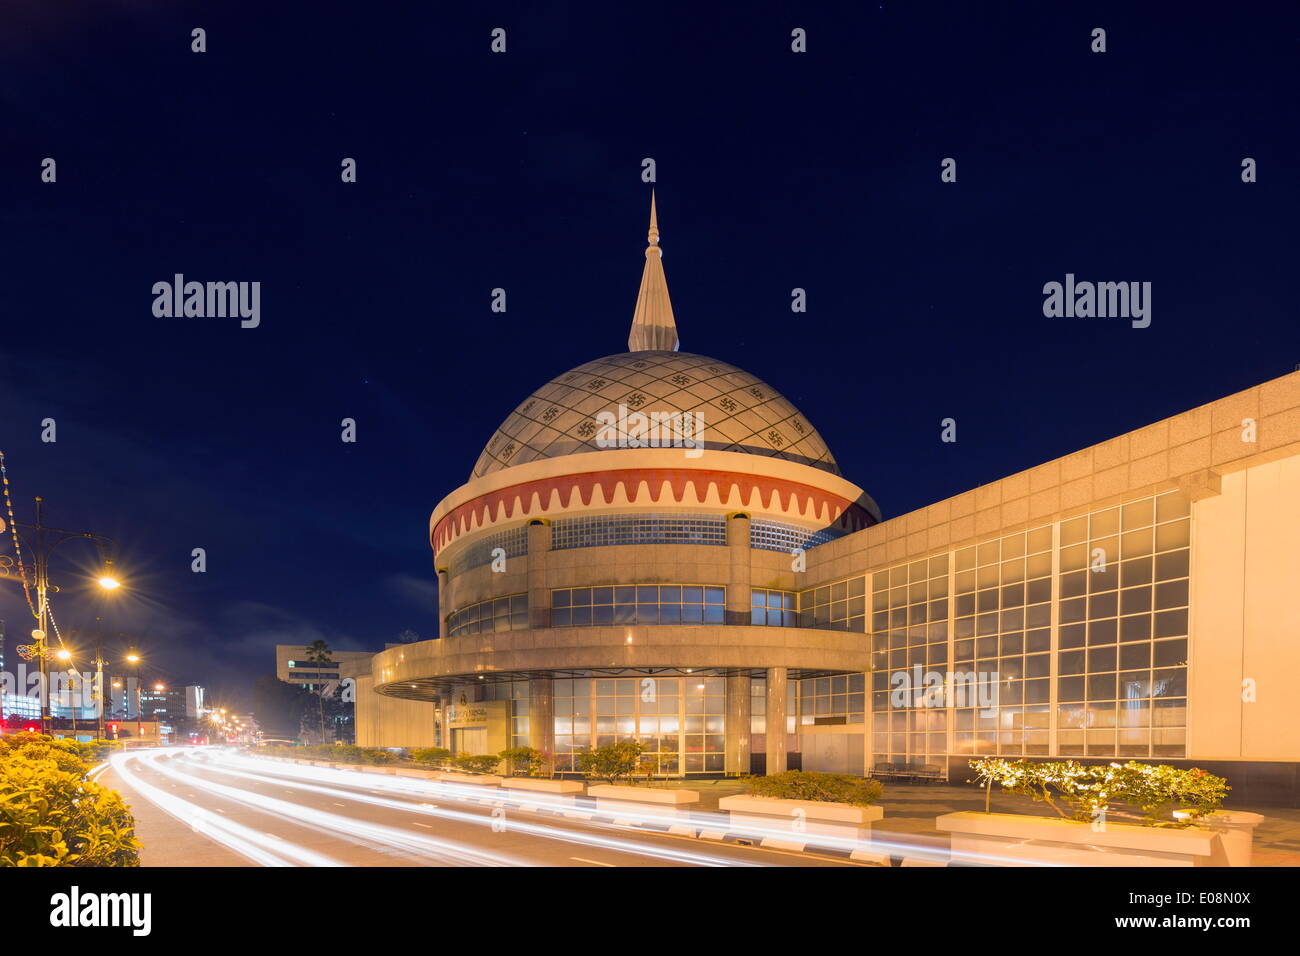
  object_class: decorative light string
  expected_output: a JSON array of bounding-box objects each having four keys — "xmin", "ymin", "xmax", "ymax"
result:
[{"xmin": 0, "ymin": 450, "xmax": 38, "ymax": 618}]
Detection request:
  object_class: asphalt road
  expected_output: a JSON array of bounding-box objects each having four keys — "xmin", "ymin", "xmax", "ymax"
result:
[{"xmin": 101, "ymin": 748, "xmax": 862, "ymax": 867}]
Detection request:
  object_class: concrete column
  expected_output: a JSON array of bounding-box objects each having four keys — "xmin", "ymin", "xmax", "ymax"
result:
[
  {"xmin": 527, "ymin": 521, "xmax": 552, "ymax": 629},
  {"xmin": 725, "ymin": 674, "xmax": 752, "ymax": 775},
  {"xmin": 528, "ymin": 677, "xmax": 555, "ymax": 775},
  {"xmin": 765, "ymin": 666, "xmax": 788, "ymax": 774},
  {"xmin": 726, "ymin": 513, "xmax": 753, "ymax": 626},
  {"xmin": 436, "ymin": 569, "xmax": 449, "ymax": 639}
]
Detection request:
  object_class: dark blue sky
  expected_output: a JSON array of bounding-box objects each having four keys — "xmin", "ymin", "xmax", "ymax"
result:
[{"xmin": 1, "ymin": 1, "xmax": 1296, "ymax": 705}]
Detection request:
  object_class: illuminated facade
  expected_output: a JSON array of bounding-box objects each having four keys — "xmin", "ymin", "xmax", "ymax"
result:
[{"xmin": 355, "ymin": 198, "xmax": 1300, "ymax": 801}]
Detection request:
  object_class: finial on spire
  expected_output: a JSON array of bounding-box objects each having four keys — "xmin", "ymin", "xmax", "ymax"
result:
[
  {"xmin": 628, "ymin": 191, "xmax": 679, "ymax": 352},
  {"xmin": 647, "ymin": 189, "xmax": 660, "ymax": 249}
]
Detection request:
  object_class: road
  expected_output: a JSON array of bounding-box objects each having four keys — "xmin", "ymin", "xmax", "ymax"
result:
[{"xmin": 101, "ymin": 748, "xmax": 863, "ymax": 867}]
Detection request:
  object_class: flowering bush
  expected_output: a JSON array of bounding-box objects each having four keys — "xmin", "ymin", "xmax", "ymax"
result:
[
  {"xmin": 0, "ymin": 736, "xmax": 140, "ymax": 866},
  {"xmin": 970, "ymin": 758, "xmax": 1228, "ymax": 827}
]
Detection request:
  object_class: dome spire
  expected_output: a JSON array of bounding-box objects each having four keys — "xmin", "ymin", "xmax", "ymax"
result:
[{"xmin": 628, "ymin": 190, "xmax": 680, "ymax": 352}]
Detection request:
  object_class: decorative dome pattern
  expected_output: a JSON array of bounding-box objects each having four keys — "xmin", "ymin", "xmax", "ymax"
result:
[{"xmin": 472, "ymin": 350, "xmax": 840, "ymax": 479}]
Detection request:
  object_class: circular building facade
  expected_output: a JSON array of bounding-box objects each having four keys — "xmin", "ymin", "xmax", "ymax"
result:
[{"xmin": 369, "ymin": 197, "xmax": 879, "ymax": 775}]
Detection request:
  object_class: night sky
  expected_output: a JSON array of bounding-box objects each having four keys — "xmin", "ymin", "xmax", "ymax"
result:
[{"xmin": 1, "ymin": 1, "xmax": 1295, "ymax": 707}]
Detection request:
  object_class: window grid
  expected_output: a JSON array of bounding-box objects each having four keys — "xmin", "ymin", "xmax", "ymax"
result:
[
  {"xmin": 947, "ymin": 526, "xmax": 1055, "ymax": 760},
  {"xmin": 750, "ymin": 519, "xmax": 845, "ymax": 554},
  {"xmin": 551, "ymin": 676, "xmax": 726, "ymax": 774},
  {"xmin": 751, "ymin": 587, "xmax": 797, "ymax": 626},
  {"xmin": 798, "ymin": 575, "xmax": 868, "ymax": 632},
  {"xmin": 1055, "ymin": 492, "xmax": 1190, "ymax": 758},
  {"xmin": 445, "ymin": 526, "xmax": 528, "ymax": 577},
  {"xmin": 550, "ymin": 513, "xmax": 726, "ymax": 550},
  {"xmin": 799, "ymin": 673, "xmax": 866, "ymax": 726},
  {"xmin": 447, "ymin": 593, "xmax": 529, "ymax": 638},
  {"xmin": 550, "ymin": 585, "xmax": 726, "ymax": 627},
  {"xmin": 870, "ymin": 552, "xmax": 956, "ymax": 771}
]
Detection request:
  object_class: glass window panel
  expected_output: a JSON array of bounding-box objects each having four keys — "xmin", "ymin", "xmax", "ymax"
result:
[
  {"xmin": 1155, "ymin": 549, "xmax": 1190, "ymax": 581},
  {"xmin": 1156, "ymin": 519, "xmax": 1191, "ymax": 552},
  {"xmin": 1122, "ymin": 498, "xmax": 1154, "ymax": 529},
  {"xmin": 1156, "ymin": 493, "xmax": 1191, "ymax": 522}
]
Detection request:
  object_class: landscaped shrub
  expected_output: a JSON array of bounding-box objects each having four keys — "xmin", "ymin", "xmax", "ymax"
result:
[
  {"xmin": 258, "ymin": 743, "xmax": 400, "ymax": 766},
  {"xmin": 743, "ymin": 770, "xmax": 884, "ymax": 806},
  {"xmin": 410, "ymin": 747, "xmax": 454, "ymax": 768},
  {"xmin": 970, "ymin": 758, "xmax": 1229, "ymax": 826},
  {"xmin": 576, "ymin": 742, "xmax": 644, "ymax": 784},
  {"xmin": 498, "ymin": 746, "xmax": 544, "ymax": 776},
  {"xmin": 0, "ymin": 740, "xmax": 140, "ymax": 866},
  {"xmin": 453, "ymin": 754, "xmax": 502, "ymax": 775}
]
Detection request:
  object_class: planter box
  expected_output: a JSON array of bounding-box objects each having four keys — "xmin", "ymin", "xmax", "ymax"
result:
[
  {"xmin": 500, "ymin": 778, "xmax": 586, "ymax": 810},
  {"xmin": 719, "ymin": 794, "xmax": 883, "ymax": 852},
  {"xmin": 936, "ymin": 811, "xmax": 1222, "ymax": 867},
  {"xmin": 587, "ymin": 785, "xmax": 700, "ymax": 831},
  {"xmin": 393, "ymin": 768, "xmax": 440, "ymax": 780},
  {"xmin": 501, "ymin": 778, "xmax": 586, "ymax": 795},
  {"xmin": 356, "ymin": 764, "xmax": 399, "ymax": 774},
  {"xmin": 434, "ymin": 771, "xmax": 504, "ymax": 787},
  {"xmin": 1200, "ymin": 811, "xmax": 1266, "ymax": 868}
]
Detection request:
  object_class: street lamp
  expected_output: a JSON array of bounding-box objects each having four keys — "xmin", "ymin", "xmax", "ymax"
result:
[
  {"xmin": 0, "ymin": 498, "xmax": 124, "ymax": 735},
  {"xmin": 125, "ymin": 651, "xmax": 143, "ymax": 741}
]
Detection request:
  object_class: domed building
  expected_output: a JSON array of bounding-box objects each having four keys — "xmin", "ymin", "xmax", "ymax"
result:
[
  {"xmin": 356, "ymin": 196, "xmax": 877, "ymax": 775},
  {"xmin": 354, "ymin": 195, "xmax": 1300, "ymax": 798}
]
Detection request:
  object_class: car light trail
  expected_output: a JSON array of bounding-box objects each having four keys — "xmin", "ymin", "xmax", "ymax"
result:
[
  {"xmin": 134, "ymin": 750, "xmax": 519, "ymax": 867},
  {"xmin": 197, "ymin": 750, "xmax": 766, "ymax": 867},
  {"xmin": 110, "ymin": 751, "xmax": 346, "ymax": 867}
]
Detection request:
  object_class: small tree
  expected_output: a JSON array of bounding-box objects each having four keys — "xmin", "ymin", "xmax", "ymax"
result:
[
  {"xmin": 576, "ymin": 741, "xmax": 644, "ymax": 785},
  {"xmin": 499, "ymin": 746, "xmax": 544, "ymax": 777}
]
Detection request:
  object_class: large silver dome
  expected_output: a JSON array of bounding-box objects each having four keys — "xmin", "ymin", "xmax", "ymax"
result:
[{"xmin": 472, "ymin": 350, "xmax": 840, "ymax": 479}]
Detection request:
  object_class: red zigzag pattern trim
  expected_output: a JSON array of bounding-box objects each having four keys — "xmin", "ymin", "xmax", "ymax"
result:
[{"xmin": 432, "ymin": 468, "xmax": 872, "ymax": 554}]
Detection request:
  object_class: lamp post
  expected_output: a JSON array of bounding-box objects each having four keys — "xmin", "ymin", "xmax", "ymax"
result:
[
  {"xmin": 53, "ymin": 647, "xmax": 75, "ymax": 737},
  {"xmin": 126, "ymin": 651, "xmax": 141, "ymax": 740},
  {"xmin": 2, "ymin": 497, "xmax": 122, "ymax": 735},
  {"xmin": 92, "ymin": 641, "xmax": 106, "ymax": 741}
]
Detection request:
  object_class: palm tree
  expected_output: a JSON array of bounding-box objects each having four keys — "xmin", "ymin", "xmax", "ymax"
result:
[{"xmin": 303, "ymin": 640, "xmax": 333, "ymax": 744}]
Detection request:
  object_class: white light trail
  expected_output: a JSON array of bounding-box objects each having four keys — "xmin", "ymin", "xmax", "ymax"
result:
[
  {"xmin": 134, "ymin": 750, "xmax": 519, "ymax": 866},
  {"xmin": 201, "ymin": 750, "xmax": 766, "ymax": 867},
  {"xmin": 110, "ymin": 751, "xmax": 346, "ymax": 867}
]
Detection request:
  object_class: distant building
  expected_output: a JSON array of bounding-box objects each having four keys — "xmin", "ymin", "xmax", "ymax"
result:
[{"xmin": 276, "ymin": 645, "xmax": 372, "ymax": 692}]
